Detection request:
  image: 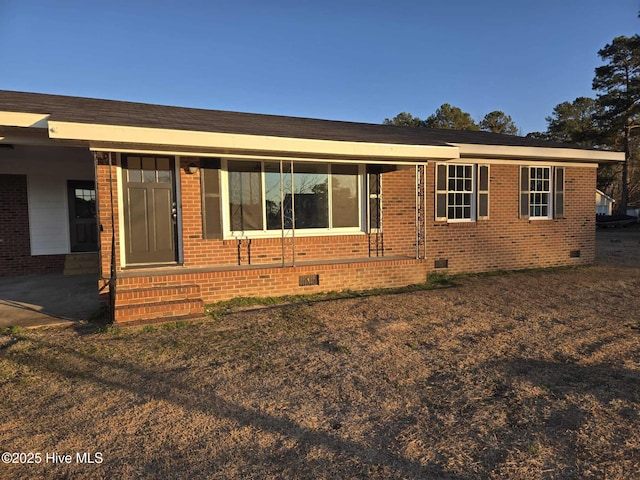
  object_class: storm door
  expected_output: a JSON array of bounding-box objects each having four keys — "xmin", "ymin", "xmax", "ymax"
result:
[
  {"xmin": 67, "ymin": 180, "xmax": 98, "ymax": 252},
  {"xmin": 122, "ymin": 155, "xmax": 178, "ymax": 265}
]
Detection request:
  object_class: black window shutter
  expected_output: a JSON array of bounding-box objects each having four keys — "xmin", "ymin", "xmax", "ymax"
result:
[
  {"xmin": 554, "ymin": 167, "xmax": 565, "ymax": 219},
  {"xmin": 435, "ymin": 164, "xmax": 447, "ymax": 220},
  {"xmin": 478, "ymin": 165, "xmax": 489, "ymax": 219},
  {"xmin": 201, "ymin": 158, "xmax": 222, "ymax": 239},
  {"xmin": 519, "ymin": 166, "xmax": 530, "ymax": 219}
]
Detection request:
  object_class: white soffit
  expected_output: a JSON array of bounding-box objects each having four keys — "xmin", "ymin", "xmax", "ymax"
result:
[
  {"xmin": 47, "ymin": 121, "xmax": 460, "ymax": 161},
  {"xmin": 453, "ymin": 143, "xmax": 624, "ymax": 163},
  {"xmin": 0, "ymin": 111, "xmax": 50, "ymax": 128}
]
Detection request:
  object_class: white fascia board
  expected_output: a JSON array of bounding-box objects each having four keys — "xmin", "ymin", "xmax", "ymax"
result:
[
  {"xmin": 452, "ymin": 143, "xmax": 624, "ymax": 163},
  {"xmin": 0, "ymin": 111, "xmax": 50, "ymax": 128},
  {"xmin": 89, "ymin": 146, "xmax": 433, "ymax": 165},
  {"xmin": 596, "ymin": 189, "xmax": 615, "ymax": 201},
  {"xmin": 47, "ymin": 121, "xmax": 459, "ymax": 161},
  {"xmin": 452, "ymin": 157, "xmax": 599, "ymax": 168}
]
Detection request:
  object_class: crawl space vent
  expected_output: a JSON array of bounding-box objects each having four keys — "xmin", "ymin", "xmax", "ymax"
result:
[{"xmin": 299, "ymin": 274, "xmax": 320, "ymax": 286}]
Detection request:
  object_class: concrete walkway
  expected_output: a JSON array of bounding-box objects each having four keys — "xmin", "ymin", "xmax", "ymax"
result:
[{"xmin": 0, "ymin": 274, "xmax": 98, "ymax": 329}]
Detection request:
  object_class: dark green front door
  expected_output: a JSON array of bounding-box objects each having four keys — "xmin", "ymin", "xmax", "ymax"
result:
[{"xmin": 122, "ymin": 155, "xmax": 178, "ymax": 265}]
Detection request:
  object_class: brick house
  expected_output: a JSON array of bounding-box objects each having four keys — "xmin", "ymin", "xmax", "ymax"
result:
[{"xmin": 0, "ymin": 91, "xmax": 623, "ymax": 325}]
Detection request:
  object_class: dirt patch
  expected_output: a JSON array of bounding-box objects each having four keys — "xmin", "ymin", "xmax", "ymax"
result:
[{"xmin": 1, "ymin": 231, "xmax": 639, "ymax": 479}]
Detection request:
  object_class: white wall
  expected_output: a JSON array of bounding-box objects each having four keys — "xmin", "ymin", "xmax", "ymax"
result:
[
  {"xmin": 595, "ymin": 190, "xmax": 614, "ymax": 216},
  {"xmin": 0, "ymin": 144, "xmax": 94, "ymax": 255}
]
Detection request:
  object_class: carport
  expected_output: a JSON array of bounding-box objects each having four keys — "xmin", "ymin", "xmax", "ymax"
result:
[{"xmin": 0, "ymin": 273, "xmax": 98, "ymax": 328}]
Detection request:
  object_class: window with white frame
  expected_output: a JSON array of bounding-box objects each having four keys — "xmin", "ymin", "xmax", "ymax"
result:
[
  {"xmin": 435, "ymin": 163, "xmax": 489, "ymax": 221},
  {"xmin": 223, "ymin": 160, "xmax": 362, "ymax": 236},
  {"xmin": 519, "ymin": 166, "xmax": 564, "ymax": 220},
  {"xmin": 529, "ymin": 167, "xmax": 550, "ymax": 218}
]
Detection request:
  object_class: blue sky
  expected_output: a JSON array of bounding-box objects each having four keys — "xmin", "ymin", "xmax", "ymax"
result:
[{"xmin": 0, "ymin": 0, "xmax": 638, "ymax": 134}]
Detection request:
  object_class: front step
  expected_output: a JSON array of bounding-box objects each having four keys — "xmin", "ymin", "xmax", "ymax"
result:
[
  {"xmin": 113, "ymin": 284, "xmax": 204, "ymax": 324},
  {"xmin": 64, "ymin": 253, "xmax": 99, "ymax": 275}
]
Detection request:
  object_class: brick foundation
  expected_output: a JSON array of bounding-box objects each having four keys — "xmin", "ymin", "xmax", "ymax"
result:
[{"xmin": 113, "ymin": 258, "xmax": 430, "ymax": 323}]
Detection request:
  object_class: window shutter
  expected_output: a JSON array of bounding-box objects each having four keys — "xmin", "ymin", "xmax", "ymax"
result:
[
  {"xmin": 519, "ymin": 166, "xmax": 530, "ymax": 219},
  {"xmin": 201, "ymin": 158, "xmax": 222, "ymax": 238},
  {"xmin": 435, "ymin": 164, "xmax": 447, "ymax": 220},
  {"xmin": 554, "ymin": 167, "xmax": 565, "ymax": 219},
  {"xmin": 478, "ymin": 165, "xmax": 489, "ymax": 219}
]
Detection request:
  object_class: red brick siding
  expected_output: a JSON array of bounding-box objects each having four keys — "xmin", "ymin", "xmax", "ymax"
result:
[
  {"xmin": 95, "ymin": 153, "xmax": 121, "ymax": 280},
  {"xmin": 0, "ymin": 174, "xmax": 65, "ymax": 276},
  {"xmin": 178, "ymin": 157, "xmax": 414, "ymax": 268},
  {"xmin": 114, "ymin": 258, "xmax": 430, "ymax": 322},
  {"xmin": 97, "ymin": 154, "xmax": 598, "ymax": 324},
  {"xmin": 424, "ymin": 163, "xmax": 596, "ymax": 273},
  {"xmin": 380, "ymin": 168, "xmax": 418, "ymax": 257}
]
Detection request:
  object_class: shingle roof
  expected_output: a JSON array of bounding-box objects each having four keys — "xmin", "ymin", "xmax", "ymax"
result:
[{"xmin": 0, "ymin": 89, "xmax": 589, "ymax": 149}]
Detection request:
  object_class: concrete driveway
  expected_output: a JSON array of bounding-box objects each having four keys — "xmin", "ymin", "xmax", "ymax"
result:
[{"xmin": 0, "ymin": 274, "xmax": 98, "ymax": 329}]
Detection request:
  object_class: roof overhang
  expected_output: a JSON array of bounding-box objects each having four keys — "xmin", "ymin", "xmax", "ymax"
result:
[
  {"xmin": 452, "ymin": 143, "xmax": 624, "ymax": 164},
  {"xmin": 596, "ymin": 189, "xmax": 616, "ymax": 202},
  {"xmin": 0, "ymin": 106, "xmax": 625, "ymax": 165},
  {"xmin": 47, "ymin": 121, "xmax": 459, "ymax": 163},
  {"xmin": 0, "ymin": 111, "xmax": 50, "ymax": 128},
  {"xmin": 0, "ymin": 125, "xmax": 88, "ymax": 147}
]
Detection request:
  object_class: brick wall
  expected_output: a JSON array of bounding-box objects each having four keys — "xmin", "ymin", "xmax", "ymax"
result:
[
  {"xmin": 96, "ymin": 152, "xmax": 121, "ymax": 280},
  {"xmin": 172, "ymin": 161, "xmax": 598, "ymax": 276},
  {"xmin": 114, "ymin": 258, "xmax": 431, "ymax": 322},
  {"xmin": 0, "ymin": 174, "xmax": 65, "ymax": 276},
  {"xmin": 99, "ymin": 154, "xmax": 598, "ymax": 324},
  {"xmin": 177, "ymin": 157, "xmax": 417, "ymax": 269},
  {"xmin": 424, "ymin": 163, "xmax": 596, "ymax": 273}
]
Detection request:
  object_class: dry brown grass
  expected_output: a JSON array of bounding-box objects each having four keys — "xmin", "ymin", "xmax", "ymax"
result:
[{"xmin": 1, "ymin": 228, "xmax": 639, "ymax": 479}]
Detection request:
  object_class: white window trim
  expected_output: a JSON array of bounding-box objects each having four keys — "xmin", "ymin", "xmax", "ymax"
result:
[
  {"xmin": 221, "ymin": 158, "xmax": 366, "ymax": 240},
  {"xmin": 436, "ymin": 162, "xmax": 477, "ymax": 223},
  {"xmin": 528, "ymin": 166, "xmax": 553, "ymax": 220}
]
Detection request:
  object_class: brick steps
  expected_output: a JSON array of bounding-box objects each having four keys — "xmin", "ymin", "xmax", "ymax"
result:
[
  {"xmin": 114, "ymin": 283, "xmax": 204, "ymax": 323},
  {"xmin": 64, "ymin": 253, "xmax": 99, "ymax": 275}
]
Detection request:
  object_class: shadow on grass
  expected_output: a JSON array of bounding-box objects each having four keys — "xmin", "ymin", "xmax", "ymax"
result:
[
  {"xmin": 480, "ymin": 357, "xmax": 640, "ymax": 477},
  {"xmin": 497, "ymin": 357, "xmax": 640, "ymax": 405},
  {"xmin": 7, "ymin": 335, "xmax": 458, "ymax": 479}
]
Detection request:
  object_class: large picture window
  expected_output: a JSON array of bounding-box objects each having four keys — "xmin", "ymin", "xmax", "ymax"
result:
[
  {"xmin": 228, "ymin": 161, "xmax": 263, "ymax": 231},
  {"xmin": 331, "ymin": 164, "xmax": 360, "ymax": 228},
  {"xmin": 224, "ymin": 160, "xmax": 362, "ymax": 236}
]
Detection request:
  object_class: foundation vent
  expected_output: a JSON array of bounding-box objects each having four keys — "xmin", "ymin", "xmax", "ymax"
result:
[
  {"xmin": 299, "ymin": 274, "xmax": 320, "ymax": 286},
  {"xmin": 434, "ymin": 259, "xmax": 449, "ymax": 269},
  {"xmin": 569, "ymin": 250, "xmax": 581, "ymax": 258}
]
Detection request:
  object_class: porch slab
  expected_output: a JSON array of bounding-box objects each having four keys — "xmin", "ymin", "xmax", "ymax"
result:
[
  {"xmin": 118, "ymin": 255, "xmax": 417, "ymax": 278},
  {"xmin": 0, "ymin": 274, "xmax": 98, "ymax": 329}
]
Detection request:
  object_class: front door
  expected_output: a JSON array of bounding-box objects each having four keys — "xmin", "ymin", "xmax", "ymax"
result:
[
  {"xmin": 122, "ymin": 155, "xmax": 178, "ymax": 265},
  {"xmin": 68, "ymin": 180, "xmax": 98, "ymax": 252}
]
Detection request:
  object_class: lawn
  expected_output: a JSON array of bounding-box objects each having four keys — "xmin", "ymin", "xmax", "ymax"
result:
[{"xmin": 1, "ymin": 228, "xmax": 639, "ymax": 479}]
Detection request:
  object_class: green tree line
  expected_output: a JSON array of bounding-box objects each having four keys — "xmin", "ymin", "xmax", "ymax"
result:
[{"xmin": 384, "ymin": 34, "xmax": 640, "ymax": 213}]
